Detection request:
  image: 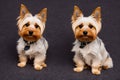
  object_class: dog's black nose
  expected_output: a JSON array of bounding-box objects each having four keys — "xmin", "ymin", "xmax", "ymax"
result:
[
  {"xmin": 83, "ymin": 31, "xmax": 88, "ymax": 35},
  {"xmin": 29, "ymin": 31, "xmax": 33, "ymax": 35}
]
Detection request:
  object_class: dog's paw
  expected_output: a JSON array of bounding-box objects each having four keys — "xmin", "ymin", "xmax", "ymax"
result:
[
  {"xmin": 17, "ymin": 62, "xmax": 26, "ymax": 68},
  {"xmin": 34, "ymin": 64, "xmax": 43, "ymax": 71},
  {"xmin": 92, "ymin": 68, "xmax": 101, "ymax": 75},
  {"xmin": 41, "ymin": 62, "xmax": 47, "ymax": 67},
  {"xmin": 73, "ymin": 67, "xmax": 84, "ymax": 72}
]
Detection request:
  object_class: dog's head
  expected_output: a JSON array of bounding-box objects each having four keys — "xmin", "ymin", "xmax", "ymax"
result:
[
  {"xmin": 17, "ymin": 4, "xmax": 47, "ymax": 42},
  {"xmin": 72, "ymin": 6, "xmax": 101, "ymax": 42}
]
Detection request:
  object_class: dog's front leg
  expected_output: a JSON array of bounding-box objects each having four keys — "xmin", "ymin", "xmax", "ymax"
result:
[
  {"xmin": 91, "ymin": 57, "xmax": 101, "ymax": 75},
  {"xmin": 73, "ymin": 53, "xmax": 85, "ymax": 72},
  {"xmin": 17, "ymin": 54, "xmax": 27, "ymax": 68},
  {"xmin": 34, "ymin": 54, "xmax": 47, "ymax": 71}
]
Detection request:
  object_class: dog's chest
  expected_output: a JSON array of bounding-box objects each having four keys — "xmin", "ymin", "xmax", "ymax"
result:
[
  {"xmin": 80, "ymin": 49, "xmax": 94, "ymax": 65},
  {"xmin": 24, "ymin": 44, "xmax": 39, "ymax": 56},
  {"xmin": 78, "ymin": 42, "xmax": 100, "ymax": 65},
  {"xmin": 79, "ymin": 47, "xmax": 93, "ymax": 64},
  {"xmin": 17, "ymin": 38, "xmax": 46, "ymax": 56}
]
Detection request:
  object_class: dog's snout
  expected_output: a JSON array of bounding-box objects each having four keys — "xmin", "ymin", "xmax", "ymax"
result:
[
  {"xmin": 29, "ymin": 31, "xmax": 33, "ymax": 35},
  {"xmin": 83, "ymin": 31, "xmax": 88, "ymax": 35}
]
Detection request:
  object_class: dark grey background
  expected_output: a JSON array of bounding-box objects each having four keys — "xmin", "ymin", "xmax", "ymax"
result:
[{"xmin": 0, "ymin": 0, "xmax": 120, "ymax": 80}]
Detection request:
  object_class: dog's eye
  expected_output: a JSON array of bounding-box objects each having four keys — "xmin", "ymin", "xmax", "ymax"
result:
[
  {"xmin": 78, "ymin": 24, "xmax": 83, "ymax": 29},
  {"xmin": 35, "ymin": 24, "xmax": 40, "ymax": 28},
  {"xmin": 25, "ymin": 23, "xmax": 29, "ymax": 27},
  {"xmin": 89, "ymin": 24, "xmax": 94, "ymax": 29}
]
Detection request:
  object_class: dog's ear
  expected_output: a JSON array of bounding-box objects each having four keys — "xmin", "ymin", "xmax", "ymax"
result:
[
  {"xmin": 72, "ymin": 5, "xmax": 83, "ymax": 23},
  {"xmin": 37, "ymin": 8, "xmax": 47, "ymax": 23},
  {"xmin": 20, "ymin": 4, "xmax": 30, "ymax": 18},
  {"xmin": 91, "ymin": 7, "xmax": 101, "ymax": 22}
]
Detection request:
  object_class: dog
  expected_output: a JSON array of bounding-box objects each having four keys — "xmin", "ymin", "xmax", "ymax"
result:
[
  {"xmin": 71, "ymin": 6, "xmax": 113, "ymax": 75},
  {"xmin": 17, "ymin": 4, "xmax": 48, "ymax": 70}
]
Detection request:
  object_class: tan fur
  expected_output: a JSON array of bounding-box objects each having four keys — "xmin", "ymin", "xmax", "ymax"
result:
[
  {"xmin": 73, "ymin": 53, "xmax": 85, "ymax": 72},
  {"xmin": 72, "ymin": 6, "xmax": 101, "ymax": 42},
  {"xmin": 19, "ymin": 24, "xmax": 41, "ymax": 42},
  {"xmin": 17, "ymin": 54, "xmax": 27, "ymax": 67},
  {"xmin": 72, "ymin": 5, "xmax": 83, "ymax": 23},
  {"xmin": 34, "ymin": 58, "xmax": 46, "ymax": 70},
  {"xmin": 91, "ymin": 7, "xmax": 101, "ymax": 22},
  {"xmin": 75, "ymin": 25, "xmax": 97, "ymax": 42},
  {"xmin": 103, "ymin": 57, "xmax": 112, "ymax": 70},
  {"xmin": 92, "ymin": 67, "xmax": 101, "ymax": 75},
  {"xmin": 36, "ymin": 8, "xmax": 47, "ymax": 23},
  {"xmin": 20, "ymin": 4, "xmax": 30, "ymax": 19}
]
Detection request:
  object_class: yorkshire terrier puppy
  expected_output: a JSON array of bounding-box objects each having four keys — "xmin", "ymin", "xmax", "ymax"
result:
[
  {"xmin": 17, "ymin": 4, "xmax": 48, "ymax": 70},
  {"xmin": 71, "ymin": 6, "xmax": 113, "ymax": 75}
]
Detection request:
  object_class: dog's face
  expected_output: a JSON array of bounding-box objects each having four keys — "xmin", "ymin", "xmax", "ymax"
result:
[
  {"xmin": 17, "ymin": 4, "xmax": 47, "ymax": 42},
  {"xmin": 72, "ymin": 6, "xmax": 101, "ymax": 42}
]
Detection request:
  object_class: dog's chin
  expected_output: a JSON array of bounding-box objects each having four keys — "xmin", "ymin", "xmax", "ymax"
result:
[
  {"xmin": 22, "ymin": 35, "xmax": 41, "ymax": 42},
  {"xmin": 77, "ymin": 35, "xmax": 96, "ymax": 42}
]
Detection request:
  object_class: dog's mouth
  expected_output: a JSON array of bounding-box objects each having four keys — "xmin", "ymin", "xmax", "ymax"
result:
[
  {"xmin": 24, "ymin": 34, "xmax": 34, "ymax": 37},
  {"xmin": 27, "ymin": 34, "xmax": 34, "ymax": 37},
  {"xmin": 22, "ymin": 34, "xmax": 41, "ymax": 42},
  {"xmin": 78, "ymin": 35, "xmax": 95, "ymax": 42}
]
